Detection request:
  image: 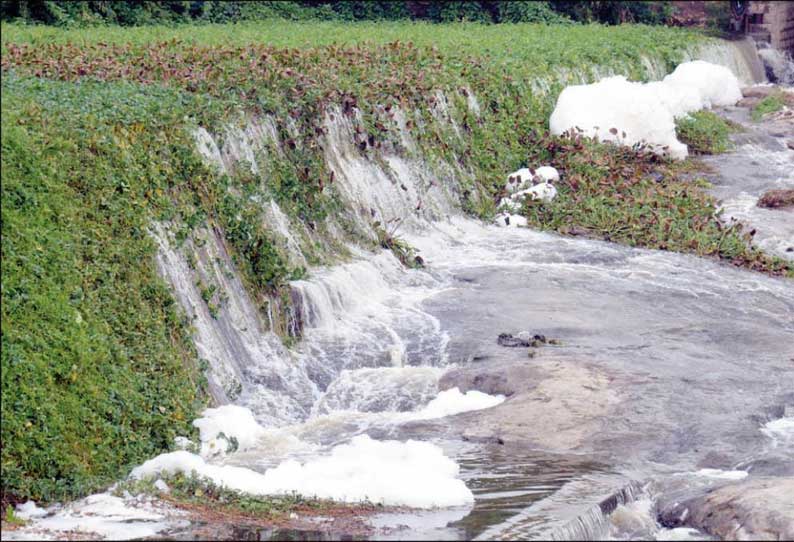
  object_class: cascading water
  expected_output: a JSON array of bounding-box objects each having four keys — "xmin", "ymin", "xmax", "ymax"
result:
[
  {"xmin": 151, "ymin": 38, "xmax": 790, "ymax": 538},
  {"xmin": 687, "ymin": 38, "xmax": 767, "ymax": 85},
  {"xmin": 11, "ymin": 39, "xmax": 792, "ymax": 541}
]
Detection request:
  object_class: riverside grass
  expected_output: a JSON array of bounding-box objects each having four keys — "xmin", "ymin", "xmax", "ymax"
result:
[
  {"xmin": 674, "ymin": 110, "xmax": 738, "ymax": 154},
  {"xmin": 2, "ymin": 20, "xmax": 791, "ymax": 508}
]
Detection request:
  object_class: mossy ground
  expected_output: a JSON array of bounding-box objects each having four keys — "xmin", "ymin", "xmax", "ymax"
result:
[{"xmin": 1, "ymin": 19, "xmax": 790, "ymax": 508}]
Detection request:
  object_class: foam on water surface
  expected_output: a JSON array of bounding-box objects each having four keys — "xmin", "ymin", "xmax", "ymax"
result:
[
  {"xmin": 18, "ymin": 42, "xmax": 789, "ymax": 540},
  {"xmin": 761, "ymin": 417, "xmax": 794, "ymax": 448},
  {"xmin": 4, "ymin": 494, "xmax": 186, "ymax": 541},
  {"xmin": 131, "ymin": 435, "xmax": 474, "ymax": 508}
]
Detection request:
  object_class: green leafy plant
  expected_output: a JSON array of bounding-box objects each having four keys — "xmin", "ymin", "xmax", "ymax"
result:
[
  {"xmin": 751, "ymin": 94, "xmax": 785, "ymax": 121},
  {"xmin": 675, "ymin": 110, "xmax": 737, "ymax": 154}
]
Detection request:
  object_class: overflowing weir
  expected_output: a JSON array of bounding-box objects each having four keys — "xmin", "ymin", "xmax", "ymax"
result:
[{"xmin": 142, "ymin": 38, "xmax": 793, "ymax": 539}]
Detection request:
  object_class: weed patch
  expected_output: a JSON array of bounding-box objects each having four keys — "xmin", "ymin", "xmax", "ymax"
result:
[
  {"xmin": 675, "ymin": 110, "xmax": 738, "ymax": 154},
  {"xmin": 515, "ymin": 133, "xmax": 792, "ymax": 277},
  {"xmin": 751, "ymin": 94, "xmax": 785, "ymax": 121}
]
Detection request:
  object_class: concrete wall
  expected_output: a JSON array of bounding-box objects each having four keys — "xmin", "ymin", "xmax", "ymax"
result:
[{"xmin": 748, "ymin": 1, "xmax": 794, "ymax": 52}]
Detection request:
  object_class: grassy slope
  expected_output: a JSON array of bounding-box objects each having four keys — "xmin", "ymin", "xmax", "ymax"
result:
[
  {"xmin": 1, "ymin": 19, "xmax": 790, "ymax": 505},
  {"xmin": 1, "ymin": 77, "xmax": 213, "ymax": 504}
]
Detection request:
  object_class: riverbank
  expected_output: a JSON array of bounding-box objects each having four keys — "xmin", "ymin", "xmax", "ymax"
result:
[{"xmin": 2, "ymin": 17, "xmax": 792, "ymax": 540}]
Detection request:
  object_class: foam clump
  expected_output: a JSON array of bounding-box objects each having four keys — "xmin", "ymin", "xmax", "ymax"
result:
[
  {"xmin": 550, "ymin": 61, "xmax": 742, "ymax": 160},
  {"xmin": 534, "ymin": 166, "xmax": 560, "ymax": 183},
  {"xmin": 15, "ymin": 500, "xmax": 47, "ymax": 519},
  {"xmin": 192, "ymin": 405, "xmax": 267, "ymax": 458},
  {"xmin": 520, "ymin": 182, "xmax": 557, "ymax": 203},
  {"xmin": 662, "ymin": 61, "xmax": 743, "ymax": 111},
  {"xmin": 131, "ymin": 435, "xmax": 473, "ymax": 508},
  {"xmin": 14, "ymin": 493, "xmax": 173, "ymax": 540},
  {"xmin": 496, "ymin": 164, "xmax": 559, "ymax": 227},
  {"xmin": 408, "ymin": 387, "xmax": 504, "ymax": 420},
  {"xmin": 494, "ymin": 212, "xmax": 527, "ymax": 228},
  {"xmin": 504, "ymin": 167, "xmax": 534, "ymax": 194}
]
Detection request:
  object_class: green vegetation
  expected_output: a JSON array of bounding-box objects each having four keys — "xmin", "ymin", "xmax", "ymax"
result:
[
  {"xmin": 1, "ymin": 76, "xmax": 212, "ymax": 505},
  {"xmin": 2, "ymin": 17, "xmax": 789, "ymax": 509},
  {"xmin": 3, "ymin": 506, "xmax": 25, "ymax": 526},
  {"xmin": 1, "ymin": 1, "xmax": 674, "ymax": 27},
  {"xmin": 751, "ymin": 94, "xmax": 785, "ymax": 121},
  {"xmin": 675, "ymin": 110, "xmax": 738, "ymax": 154},
  {"xmin": 515, "ymin": 132, "xmax": 792, "ymax": 276},
  {"xmin": 118, "ymin": 473, "xmax": 370, "ymax": 521}
]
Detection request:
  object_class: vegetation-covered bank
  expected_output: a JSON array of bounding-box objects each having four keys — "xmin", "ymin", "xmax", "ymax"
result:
[
  {"xmin": 1, "ymin": 20, "xmax": 790, "ymax": 508},
  {"xmin": 1, "ymin": 76, "xmax": 213, "ymax": 506},
  {"xmin": 0, "ymin": 0, "xmax": 673, "ymax": 27}
]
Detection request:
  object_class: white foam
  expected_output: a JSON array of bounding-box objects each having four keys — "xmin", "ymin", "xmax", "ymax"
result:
[
  {"xmin": 550, "ymin": 61, "xmax": 742, "ymax": 160},
  {"xmin": 14, "ymin": 501, "xmax": 47, "ymax": 520},
  {"xmin": 691, "ymin": 468, "xmax": 748, "ymax": 480},
  {"xmin": 131, "ymin": 435, "xmax": 473, "ymax": 508},
  {"xmin": 761, "ymin": 417, "xmax": 794, "ymax": 447},
  {"xmin": 505, "ymin": 167, "xmax": 534, "ymax": 194},
  {"xmin": 525, "ymin": 182, "xmax": 558, "ymax": 203},
  {"xmin": 7, "ymin": 494, "xmax": 183, "ymax": 541},
  {"xmin": 408, "ymin": 387, "xmax": 505, "ymax": 421},
  {"xmin": 192, "ymin": 404, "xmax": 267, "ymax": 458},
  {"xmin": 534, "ymin": 166, "xmax": 560, "ymax": 183},
  {"xmin": 662, "ymin": 61, "xmax": 743, "ymax": 111}
]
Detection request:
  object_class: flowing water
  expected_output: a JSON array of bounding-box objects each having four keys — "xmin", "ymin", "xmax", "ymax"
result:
[
  {"xmin": 8, "ymin": 40, "xmax": 793, "ymax": 541},
  {"xmin": 702, "ymin": 99, "xmax": 794, "ymax": 262}
]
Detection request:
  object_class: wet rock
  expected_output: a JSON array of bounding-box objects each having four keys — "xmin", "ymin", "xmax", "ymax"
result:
[
  {"xmin": 563, "ymin": 225, "xmax": 592, "ymax": 237},
  {"xmin": 439, "ymin": 363, "xmax": 540, "ymax": 397},
  {"xmin": 498, "ymin": 332, "xmax": 548, "ymax": 347},
  {"xmin": 787, "ymin": 140, "xmax": 794, "ymax": 151},
  {"xmin": 497, "ymin": 333, "xmax": 533, "ymax": 347},
  {"xmin": 757, "ymin": 188, "xmax": 794, "ymax": 209},
  {"xmin": 741, "ymin": 86, "xmax": 777, "ymax": 99},
  {"xmin": 659, "ymin": 477, "xmax": 794, "ymax": 541},
  {"xmin": 737, "ymin": 97, "xmax": 761, "ymax": 108},
  {"xmin": 444, "ymin": 359, "xmax": 619, "ymax": 450}
]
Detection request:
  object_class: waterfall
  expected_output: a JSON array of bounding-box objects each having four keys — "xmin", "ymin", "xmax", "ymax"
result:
[
  {"xmin": 151, "ymin": 223, "xmax": 318, "ymax": 426},
  {"xmin": 689, "ymin": 38, "xmax": 767, "ymax": 85},
  {"xmin": 155, "ymin": 36, "xmax": 772, "ymax": 426},
  {"xmin": 320, "ymin": 105, "xmax": 464, "ymax": 236},
  {"xmin": 141, "ymin": 37, "xmax": 784, "ymax": 536}
]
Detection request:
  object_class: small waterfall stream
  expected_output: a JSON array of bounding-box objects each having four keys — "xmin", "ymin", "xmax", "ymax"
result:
[
  {"xmin": 140, "ymin": 39, "xmax": 794, "ymax": 540},
  {"xmin": 10, "ymin": 39, "xmax": 786, "ymax": 541}
]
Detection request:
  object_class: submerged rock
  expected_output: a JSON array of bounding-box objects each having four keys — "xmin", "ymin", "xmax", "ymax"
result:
[{"xmin": 659, "ymin": 477, "xmax": 794, "ymax": 541}]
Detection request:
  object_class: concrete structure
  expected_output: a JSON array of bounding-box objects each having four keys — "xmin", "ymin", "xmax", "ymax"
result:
[{"xmin": 747, "ymin": 1, "xmax": 794, "ymax": 52}]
